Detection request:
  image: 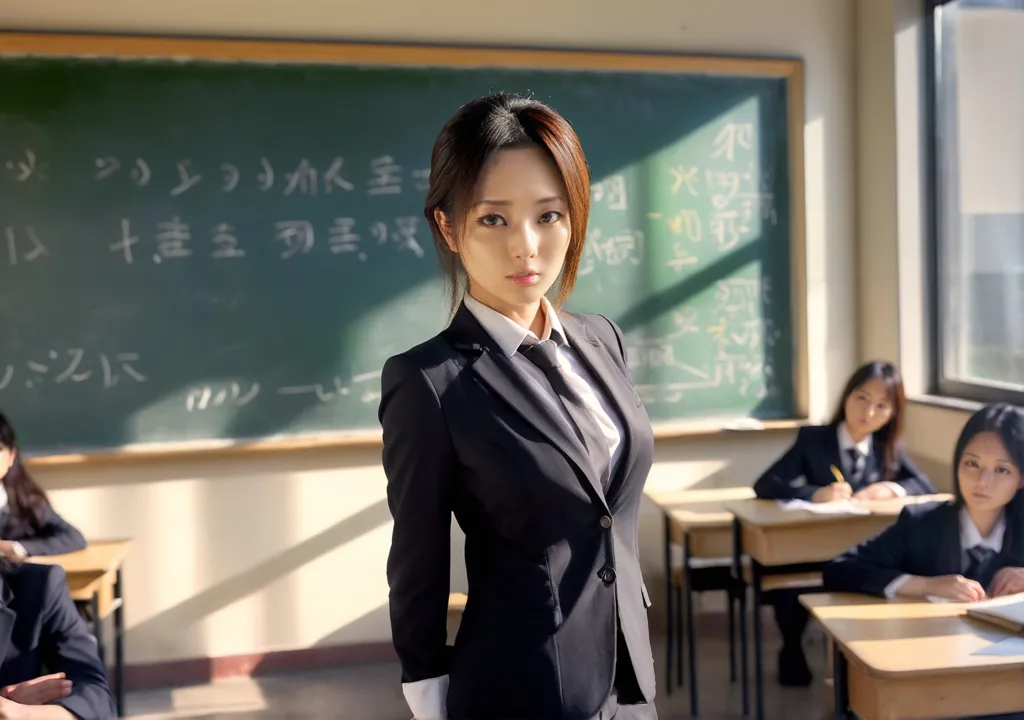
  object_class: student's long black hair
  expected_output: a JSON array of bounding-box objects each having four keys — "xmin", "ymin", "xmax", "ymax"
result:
[
  {"xmin": 0, "ymin": 412, "xmax": 51, "ymax": 534},
  {"xmin": 951, "ymin": 402, "xmax": 1024, "ymax": 506}
]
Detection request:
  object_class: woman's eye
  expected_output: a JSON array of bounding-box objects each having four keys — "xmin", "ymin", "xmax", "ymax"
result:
[
  {"xmin": 480, "ymin": 214, "xmax": 505, "ymax": 227},
  {"xmin": 540, "ymin": 211, "xmax": 563, "ymax": 223}
]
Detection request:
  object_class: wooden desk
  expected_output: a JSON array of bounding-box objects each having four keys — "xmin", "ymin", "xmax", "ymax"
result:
[
  {"xmin": 30, "ymin": 539, "xmax": 133, "ymax": 717},
  {"xmin": 646, "ymin": 486, "xmax": 754, "ymax": 715},
  {"xmin": 723, "ymin": 495, "xmax": 953, "ymax": 720},
  {"xmin": 803, "ymin": 593, "xmax": 1024, "ymax": 720}
]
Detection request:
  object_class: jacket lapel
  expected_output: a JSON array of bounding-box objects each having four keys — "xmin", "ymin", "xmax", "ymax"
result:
[
  {"xmin": 559, "ymin": 312, "xmax": 637, "ymax": 505},
  {"xmin": 822, "ymin": 424, "xmax": 846, "ymax": 484},
  {"xmin": 443, "ymin": 304, "xmax": 609, "ymax": 510}
]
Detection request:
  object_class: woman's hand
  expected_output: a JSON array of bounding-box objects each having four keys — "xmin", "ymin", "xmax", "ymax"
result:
[
  {"xmin": 1, "ymin": 674, "xmax": 71, "ymax": 705},
  {"xmin": 990, "ymin": 567, "xmax": 1024, "ymax": 597},
  {"xmin": 923, "ymin": 574, "xmax": 987, "ymax": 602},
  {"xmin": 852, "ymin": 483, "xmax": 899, "ymax": 501},
  {"xmin": 811, "ymin": 483, "xmax": 852, "ymax": 503}
]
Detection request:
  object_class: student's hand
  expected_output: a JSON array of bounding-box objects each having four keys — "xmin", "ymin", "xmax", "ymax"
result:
[
  {"xmin": 0, "ymin": 541, "xmax": 26, "ymax": 561},
  {"xmin": 989, "ymin": 567, "xmax": 1024, "ymax": 597},
  {"xmin": 0, "ymin": 695, "xmax": 29, "ymax": 720},
  {"xmin": 1, "ymin": 673, "xmax": 72, "ymax": 705},
  {"xmin": 924, "ymin": 574, "xmax": 987, "ymax": 602},
  {"xmin": 811, "ymin": 483, "xmax": 852, "ymax": 503},
  {"xmin": 852, "ymin": 483, "xmax": 899, "ymax": 501}
]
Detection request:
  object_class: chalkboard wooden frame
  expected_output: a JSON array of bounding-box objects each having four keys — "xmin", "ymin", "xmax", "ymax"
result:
[{"xmin": 0, "ymin": 32, "xmax": 808, "ymax": 466}]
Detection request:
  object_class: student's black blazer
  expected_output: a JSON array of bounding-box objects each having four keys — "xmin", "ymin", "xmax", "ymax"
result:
[
  {"xmin": 753, "ymin": 423, "xmax": 936, "ymax": 501},
  {"xmin": 0, "ymin": 562, "xmax": 116, "ymax": 719},
  {"xmin": 0, "ymin": 503, "xmax": 87, "ymax": 556},
  {"xmin": 379, "ymin": 303, "xmax": 656, "ymax": 720},
  {"xmin": 823, "ymin": 500, "xmax": 1024, "ymax": 596}
]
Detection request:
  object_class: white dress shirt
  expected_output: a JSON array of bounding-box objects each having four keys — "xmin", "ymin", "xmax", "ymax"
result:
[
  {"xmin": 401, "ymin": 295, "xmax": 625, "ymax": 720},
  {"xmin": 0, "ymin": 484, "xmax": 26, "ymax": 559},
  {"xmin": 837, "ymin": 422, "xmax": 906, "ymax": 497},
  {"xmin": 883, "ymin": 507, "xmax": 1005, "ymax": 598}
]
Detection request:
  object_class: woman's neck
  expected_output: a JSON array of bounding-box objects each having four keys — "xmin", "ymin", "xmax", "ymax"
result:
[
  {"xmin": 966, "ymin": 506, "xmax": 1003, "ymax": 540},
  {"xmin": 843, "ymin": 421, "xmax": 869, "ymax": 445}
]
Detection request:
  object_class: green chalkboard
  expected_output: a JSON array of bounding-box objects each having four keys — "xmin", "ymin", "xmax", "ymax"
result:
[{"xmin": 0, "ymin": 38, "xmax": 804, "ymax": 456}]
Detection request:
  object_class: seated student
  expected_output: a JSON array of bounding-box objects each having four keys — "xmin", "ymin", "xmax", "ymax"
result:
[
  {"xmin": 824, "ymin": 402, "xmax": 1024, "ymax": 601},
  {"xmin": 754, "ymin": 360, "xmax": 936, "ymax": 504},
  {"xmin": 0, "ymin": 558, "xmax": 117, "ymax": 719},
  {"xmin": 824, "ymin": 402, "xmax": 1024, "ymax": 720},
  {"xmin": 0, "ymin": 413, "xmax": 87, "ymax": 559},
  {"xmin": 753, "ymin": 361, "xmax": 937, "ymax": 686}
]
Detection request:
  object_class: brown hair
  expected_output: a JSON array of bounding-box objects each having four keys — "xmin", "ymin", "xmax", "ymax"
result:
[
  {"xmin": 423, "ymin": 92, "xmax": 591, "ymax": 315},
  {"xmin": 829, "ymin": 361, "xmax": 907, "ymax": 483}
]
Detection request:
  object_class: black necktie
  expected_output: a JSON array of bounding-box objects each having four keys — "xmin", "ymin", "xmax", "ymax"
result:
[
  {"xmin": 847, "ymin": 448, "xmax": 866, "ymax": 487},
  {"xmin": 965, "ymin": 545, "xmax": 997, "ymax": 584},
  {"xmin": 519, "ymin": 340, "xmax": 610, "ymax": 488}
]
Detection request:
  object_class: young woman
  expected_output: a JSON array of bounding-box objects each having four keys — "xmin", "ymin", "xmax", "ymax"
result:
[
  {"xmin": 0, "ymin": 558, "xmax": 117, "ymax": 719},
  {"xmin": 0, "ymin": 413, "xmax": 87, "ymax": 559},
  {"xmin": 755, "ymin": 361, "xmax": 936, "ymax": 504},
  {"xmin": 379, "ymin": 93, "xmax": 657, "ymax": 720},
  {"xmin": 824, "ymin": 403, "xmax": 1024, "ymax": 720},
  {"xmin": 753, "ymin": 361, "xmax": 937, "ymax": 686},
  {"xmin": 824, "ymin": 402, "xmax": 1024, "ymax": 600}
]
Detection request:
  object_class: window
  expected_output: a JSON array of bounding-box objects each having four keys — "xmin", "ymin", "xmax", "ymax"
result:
[{"xmin": 930, "ymin": 0, "xmax": 1024, "ymax": 403}]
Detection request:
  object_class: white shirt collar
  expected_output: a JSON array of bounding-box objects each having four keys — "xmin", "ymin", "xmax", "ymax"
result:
[
  {"xmin": 837, "ymin": 421, "xmax": 872, "ymax": 457},
  {"xmin": 960, "ymin": 506, "xmax": 1006, "ymax": 552},
  {"xmin": 462, "ymin": 294, "xmax": 564, "ymax": 357}
]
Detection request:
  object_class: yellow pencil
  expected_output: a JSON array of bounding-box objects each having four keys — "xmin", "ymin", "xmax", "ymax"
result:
[{"xmin": 830, "ymin": 465, "xmax": 846, "ymax": 484}]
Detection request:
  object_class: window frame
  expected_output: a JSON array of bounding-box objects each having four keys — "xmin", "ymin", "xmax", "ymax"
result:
[{"xmin": 925, "ymin": 0, "xmax": 1024, "ymax": 406}]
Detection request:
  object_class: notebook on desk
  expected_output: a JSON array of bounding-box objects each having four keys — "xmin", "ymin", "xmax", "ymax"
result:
[{"xmin": 964, "ymin": 593, "xmax": 1024, "ymax": 633}]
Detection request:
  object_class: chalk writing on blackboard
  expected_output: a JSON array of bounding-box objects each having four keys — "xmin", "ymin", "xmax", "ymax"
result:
[
  {"xmin": 89, "ymin": 154, "xmax": 430, "ymax": 197},
  {"xmin": 578, "ymin": 228, "xmax": 644, "ymax": 277},
  {"xmin": 6, "ymin": 149, "xmax": 44, "ymax": 182},
  {"xmin": 186, "ymin": 382, "xmax": 260, "ymax": 412},
  {"xmin": 711, "ymin": 122, "xmax": 754, "ymax": 162},
  {"xmin": 0, "ymin": 350, "xmax": 147, "ymax": 392},
  {"xmin": 106, "ymin": 216, "xmax": 426, "ymax": 264},
  {"xmin": 591, "ymin": 174, "xmax": 628, "ymax": 210},
  {"xmin": 5, "ymin": 226, "xmax": 49, "ymax": 265}
]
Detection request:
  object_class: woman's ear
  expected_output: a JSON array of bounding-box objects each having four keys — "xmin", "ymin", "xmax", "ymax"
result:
[{"xmin": 434, "ymin": 209, "xmax": 457, "ymax": 253}]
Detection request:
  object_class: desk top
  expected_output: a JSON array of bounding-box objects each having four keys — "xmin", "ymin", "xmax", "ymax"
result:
[
  {"xmin": 724, "ymin": 494, "xmax": 954, "ymax": 528},
  {"xmin": 647, "ymin": 486, "xmax": 756, "ymax": 530},
  {"xmin": 802, "ymin": 592, "xmax": 1024, "ymax": 677},
  {"xmin": 28, "ymin": 538, "xmax": 133, "ymax": 574}
]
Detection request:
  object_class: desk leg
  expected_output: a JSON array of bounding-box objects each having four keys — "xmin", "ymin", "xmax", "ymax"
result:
[
  {"xmin": 732, "ymin": 518, "xmax": 749, "ymax": 717},
  {"xmin": 751, "ymin": 560, "xmax": 764, "ymax": 720},
  {"xmin": 832, "ymin": 641, "xmax": 851, "ymax": 720},
  {"xmin": 91, "ymin": 592, "xmax": 105, "ymax": 668},
  {"xmin": 114, "ymin": 569, "xmax": 125, "ymax": 717},
  {"xmin": 684, "ymin": 532, "xmax": 698, "ymax": 717},
  {"xmin": 728, "ymin": 584, "xmax": 737, "ymax": 682},
  {"xmin": 663, "ymin": 514, "xmax": 673, "ymax": 694}
]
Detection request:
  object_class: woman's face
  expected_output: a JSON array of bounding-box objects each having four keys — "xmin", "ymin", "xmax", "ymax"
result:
[
  {"xmin": 958, "ymin": 430, "xmax": 1022, "ymax": 514},
  {"xmin": 843, "ymin": 377, "xmax": 894, "ymax": 438},
  {"xmin": 438, "ymin": 146, "xmax": 571, "ymax": 324}
]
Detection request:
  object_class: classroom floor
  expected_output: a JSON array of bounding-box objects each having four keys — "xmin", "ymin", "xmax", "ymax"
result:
[{"xmin": 123, "ymin": 612, "xmax": 832, "ymax": 719}]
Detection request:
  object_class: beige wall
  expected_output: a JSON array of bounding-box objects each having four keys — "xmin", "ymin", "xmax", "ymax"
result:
[
  {"xmin": 855, "ymin": 0, "xmax": 986, "ymax": 494},
  {"xmin": 6, "ymin": 0, "xmax": 857, "ymax": 667}
]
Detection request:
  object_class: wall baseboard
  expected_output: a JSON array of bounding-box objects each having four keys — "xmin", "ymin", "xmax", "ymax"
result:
[{"xmin": 120, "ymin": 640, "xmax": 397, "ymax": 691}]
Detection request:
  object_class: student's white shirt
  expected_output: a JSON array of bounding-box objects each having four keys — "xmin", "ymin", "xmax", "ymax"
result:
[{"xmin": 837, "ymin": 422, "xmax": 906, "ymax": 497}]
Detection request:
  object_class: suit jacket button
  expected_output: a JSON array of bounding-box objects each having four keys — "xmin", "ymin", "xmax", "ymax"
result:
[
  {"xmin": 598, "ymin": 567, "xmax": 616, "ymax": 585},
  {"xmin": 600, "ymin": 515, "xmax": 613, "ymax": 529}
]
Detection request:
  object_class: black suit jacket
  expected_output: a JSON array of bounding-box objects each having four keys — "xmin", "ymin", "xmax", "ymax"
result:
[
  {"xmin": 753, "ymin": 423, "xmax": 936, "ymax": 501},
  {"xmin": 0, "ymin": 563, "xmax": 116, "ymax": 719},
  {"xmin": 823, "ymin": 500, "xmax": 1024, "ymax": 596},
  {"xmin": 0, "ymin": 503, "xmax": 88, "ymax": 556},
  {"xmin": 379, "ymin": 303, "xmax": 656, "ymax": 720}
]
